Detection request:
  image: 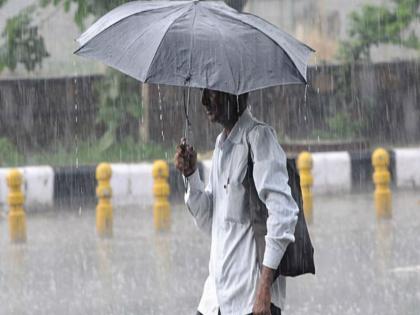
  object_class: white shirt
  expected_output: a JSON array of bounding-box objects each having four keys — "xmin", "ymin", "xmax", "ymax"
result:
[{"xmin": 185, "ymin": 109, "xmax": 299, "ymax": 315}]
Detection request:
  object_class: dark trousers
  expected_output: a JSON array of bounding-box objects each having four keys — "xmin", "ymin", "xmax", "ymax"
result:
[{"xmin": 197, "ymin": 304, "xmax": 281, "ymax": 315}]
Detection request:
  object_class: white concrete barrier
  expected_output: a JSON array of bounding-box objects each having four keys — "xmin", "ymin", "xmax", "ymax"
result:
[
  {"xmin": 201, "ymin": 153, "xmax": 353, "ymax": 195},
  {"xmin": 110, "ymin": 163, "xmax": 154, "ymax": 207},
  {"xmin": 394, "ymin": 148, "xmax": 420, "ymax": 188},
  {"xmin": 312, "ymin": 152, "xmax": 352, "ymax": 194},
  {"xmin": 0, "ymin": 166, "xmax": 54, "ymax": 212}
]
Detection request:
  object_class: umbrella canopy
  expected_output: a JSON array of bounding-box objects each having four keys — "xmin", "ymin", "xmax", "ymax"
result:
[{"xmin": 75, "ymin": 0, "xmax": 314, "ymax": 95}]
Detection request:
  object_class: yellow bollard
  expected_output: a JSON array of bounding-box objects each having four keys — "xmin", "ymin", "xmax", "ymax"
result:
[
  {"xmin": 96, "ymin": 163, "xmax": 113, "ymax": 238},
  {"xmin": 297, "ymin": 151, "xmax": 314, "ymax": 224},
  {"xmin": 372, "ymin": 148, "xmax": 392, "ymax": 219},
  {"xmin": 7, "ymin": 169, "xmax": 27, "ymax": 243},
  {"xmin": 152, "ymin": 160, "xmax": 171, "ymax": 231}
]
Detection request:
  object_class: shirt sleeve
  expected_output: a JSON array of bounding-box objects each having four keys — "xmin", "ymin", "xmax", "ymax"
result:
[
  {"xmin": 248, "ymin": 125, "xmax": 299, "ymax": 270},
  {"xmin": 184, "ymin": 166, "xmax": 213, "ymax": 235}
]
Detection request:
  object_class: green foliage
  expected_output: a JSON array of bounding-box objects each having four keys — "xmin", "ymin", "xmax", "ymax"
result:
[
  {"xmin": 310, "ymin": 111, "xmax": 363, "ymax": 140},
  {"xmin": 339, "ymin": 0, "xmax": 420, "ymax": 62},
  {"xmin": 94, "ymin": 69, "xmax": 143, "ymax": 150},
  {"xmin": 40, "ymin": 0, "xmax": 132, "ymax": 29},
  {"xmin": 2, "ymin": 137, "xmax": 171, "ymax": 167},
  {"xmin": 0, "ymin": 0, "xmax": 130, "ymax": 72},
  {"xmin": 309, "ymin": 64, "xmax": 376, "ymax": 141},
  {"xmin": 39, "ymin": 0, "xmax": 247, "ymax": 29},
  {"xmin": 0, "ymin": 137, "xmax": 23, "ymax": 166},
  {"xmin": 0, "ymin": 7, "xmax": 49, "ymax": 72},
  {"xmin": 319, "ymin": 112, "xmax": 363, "ymax": 140}
]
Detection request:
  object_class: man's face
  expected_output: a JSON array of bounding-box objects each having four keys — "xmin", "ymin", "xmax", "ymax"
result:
[{"xmin": 201, "ymin": 89, "xmax": 230, "ymax": 124}]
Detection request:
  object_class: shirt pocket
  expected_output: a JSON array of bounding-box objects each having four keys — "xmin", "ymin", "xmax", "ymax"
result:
[{"xmin": 225, "ymin": 182, "xmax": 249, "ymax": 224}]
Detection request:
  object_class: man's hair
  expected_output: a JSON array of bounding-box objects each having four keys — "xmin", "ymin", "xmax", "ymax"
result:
[{"xmin": 202, "ymin": 88, "xmax": 249, "ymax": 114}]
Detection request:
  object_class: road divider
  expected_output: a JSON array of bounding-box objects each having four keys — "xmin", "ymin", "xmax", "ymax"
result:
[
  {"xmin": 0, "ymin": 147, "xmax": 418, "ymax": 212},
  {"xmin": 311, "ymin": 151, "xmax": 352, "ymax": 194},
  {"xmin": 394, "ymin": 148, "xmax": 420, "ymax": 188}
]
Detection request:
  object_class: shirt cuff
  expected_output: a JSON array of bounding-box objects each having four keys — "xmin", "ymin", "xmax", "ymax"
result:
[
  {"xmin": 262, "ymin": 243, "xmax": 286, "ymax": 270},
  {"xmin": 183, "ymin": 168, "xmax": 203, "ymax": 190}
]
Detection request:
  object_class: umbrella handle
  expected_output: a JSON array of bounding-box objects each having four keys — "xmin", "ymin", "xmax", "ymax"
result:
[
  {"xmin": 183, "ymin": 85, "xmax": 193, "ymax": 193},
  {"xmin": 183, "ymin": 86, "xmax": 193, "ymax": 145}
]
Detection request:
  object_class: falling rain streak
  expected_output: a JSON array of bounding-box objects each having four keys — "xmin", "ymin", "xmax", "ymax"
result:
[{"xmin": 0, "ymin": 0, "xmax": 419, "ymax": 314}]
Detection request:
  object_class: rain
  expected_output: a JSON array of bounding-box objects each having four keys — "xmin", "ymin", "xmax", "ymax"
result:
[{"xmin": 0, "ymin": 1, "xmax": 419, "ymax": 315}]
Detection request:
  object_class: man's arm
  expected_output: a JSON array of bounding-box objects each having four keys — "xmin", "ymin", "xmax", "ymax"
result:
[
  {"xmin": 175, "ymin": 141, "xmax": 213, "ymax": 234},
  {"xmin": 253, "ymin": 266, "xmax": 275, "ymax": 315},
  {"xmin": 249, "ymin": 125, "xmax": 299, "ymax": 314},
  {"xmin": 184, "ymin": 169, "xmax": 213, "ymax": 235}
]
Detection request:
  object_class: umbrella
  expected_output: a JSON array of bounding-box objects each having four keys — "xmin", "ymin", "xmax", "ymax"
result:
[{"xmin": 75, "ymin": 0, "xmax": 314, "ymax": 96}]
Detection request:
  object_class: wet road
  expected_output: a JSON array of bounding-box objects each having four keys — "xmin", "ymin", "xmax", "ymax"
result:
[{"xmin": 0, "ymin": 191, "xmax": 419, "ymax": 315}]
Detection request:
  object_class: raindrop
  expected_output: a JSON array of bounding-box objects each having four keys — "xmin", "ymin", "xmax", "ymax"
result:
[
  {"xmin": 157, "ymin": 84, "xmax": 165, "ymax": 142},
  {"xmin": 237, "ymin": 95, "xmax": 239, "ymax": 113}
]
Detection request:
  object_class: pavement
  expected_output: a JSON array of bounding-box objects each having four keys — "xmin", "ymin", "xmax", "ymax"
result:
[{"xmin": 0, "ymin": 190, "xmax": 419, "ymax": 315}]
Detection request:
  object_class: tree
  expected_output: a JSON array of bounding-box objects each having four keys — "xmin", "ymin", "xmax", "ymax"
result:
[
  {"xmin": 339, "ymin": 0, "xmax": 420, "ymax": 62},
  {"xmin": 0, "ymin": 5, "xmax": 49, "ymax": 72},
  {"xmin": 0, "ymin": 0, "xmax": 247, "ymax": 72}
]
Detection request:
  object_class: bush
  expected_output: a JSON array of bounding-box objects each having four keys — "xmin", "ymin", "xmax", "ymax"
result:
[
  {"xmin": 24, "ymin": 137, "xmax": 173, "ymax": 166},
  {"xmin": 0, "ymin": 137, "xmax": 23, "ymax": 166}
]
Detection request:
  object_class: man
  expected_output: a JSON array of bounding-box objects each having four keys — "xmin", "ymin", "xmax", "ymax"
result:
[{"xmin": 174, "ymin": 89, "xmax": 299, "ymax": 315}]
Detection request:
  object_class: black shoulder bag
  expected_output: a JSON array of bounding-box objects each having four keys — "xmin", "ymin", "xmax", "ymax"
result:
[{"xmin": 247, "ymin": 143, "xmax": 315, "ymax": 278}]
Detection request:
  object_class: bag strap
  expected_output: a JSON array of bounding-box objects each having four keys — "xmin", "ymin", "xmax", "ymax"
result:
[{"xmin": 245, "ymin": 125, "xmax": 269, "ymax": 271}]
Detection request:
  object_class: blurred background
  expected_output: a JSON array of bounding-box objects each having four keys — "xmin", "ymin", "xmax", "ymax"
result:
[
  {"xmin": 0, "ymin": 1, "xmax": 419, "ymax": 315},
  {"xmin": 1, "ymin": 0, "xmax": 419, "ymax": 165}
]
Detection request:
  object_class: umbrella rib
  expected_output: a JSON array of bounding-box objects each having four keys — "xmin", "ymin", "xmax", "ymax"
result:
[
  {"xmin": 144, "ymin": 5, "xmax": 193, "ymax": 82},
  {"xmin": 209, "ymin": 17, "xmax": 237, "ymax": 94},
  {"xmin": 239, "ymin": 14, "xmax": 312, "ymax": 83},
  {"xmin": 75, "ymin": 2, "xmax": 188, "ymax": 53},
  {"xmin": 186, "ymin": 3, "xmax": 198, "ymax": 83},
  {"xmin": 113, "ymin": 7, "xmax": 188, "ymax": 69},
  {"xmin": 205, "ymin": 7, "xmax": 312, "ymax": 84}
]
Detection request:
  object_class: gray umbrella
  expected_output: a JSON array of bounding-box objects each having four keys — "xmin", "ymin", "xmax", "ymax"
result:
[{"xmin": 75, "ymin": 0, "xmax": 314, "ymax": 95}]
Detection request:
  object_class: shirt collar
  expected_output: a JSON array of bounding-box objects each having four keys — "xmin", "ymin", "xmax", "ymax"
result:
[{"xmin": 218, "ymin": 109, "xmax": 253, "ymax": 147}]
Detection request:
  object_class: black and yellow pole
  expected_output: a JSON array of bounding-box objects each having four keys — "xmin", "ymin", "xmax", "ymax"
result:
[
  {"xmin": 96, "ymin": 163, "xmax": 113, "ymax": 238},
  {"xmin": 372, "ymin": 148, "xmax": 392, "ymax": 219},
  {"xmin": 297, "ymin": 151, "xmax": 314, "ymax": 224},
  {"xmin": 7, "ymin": 169, "xmax": 27, "ymax": 243},
  {"xmin": 152, "ymin": 160, "xmax": 171, "ymax": 231}
]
